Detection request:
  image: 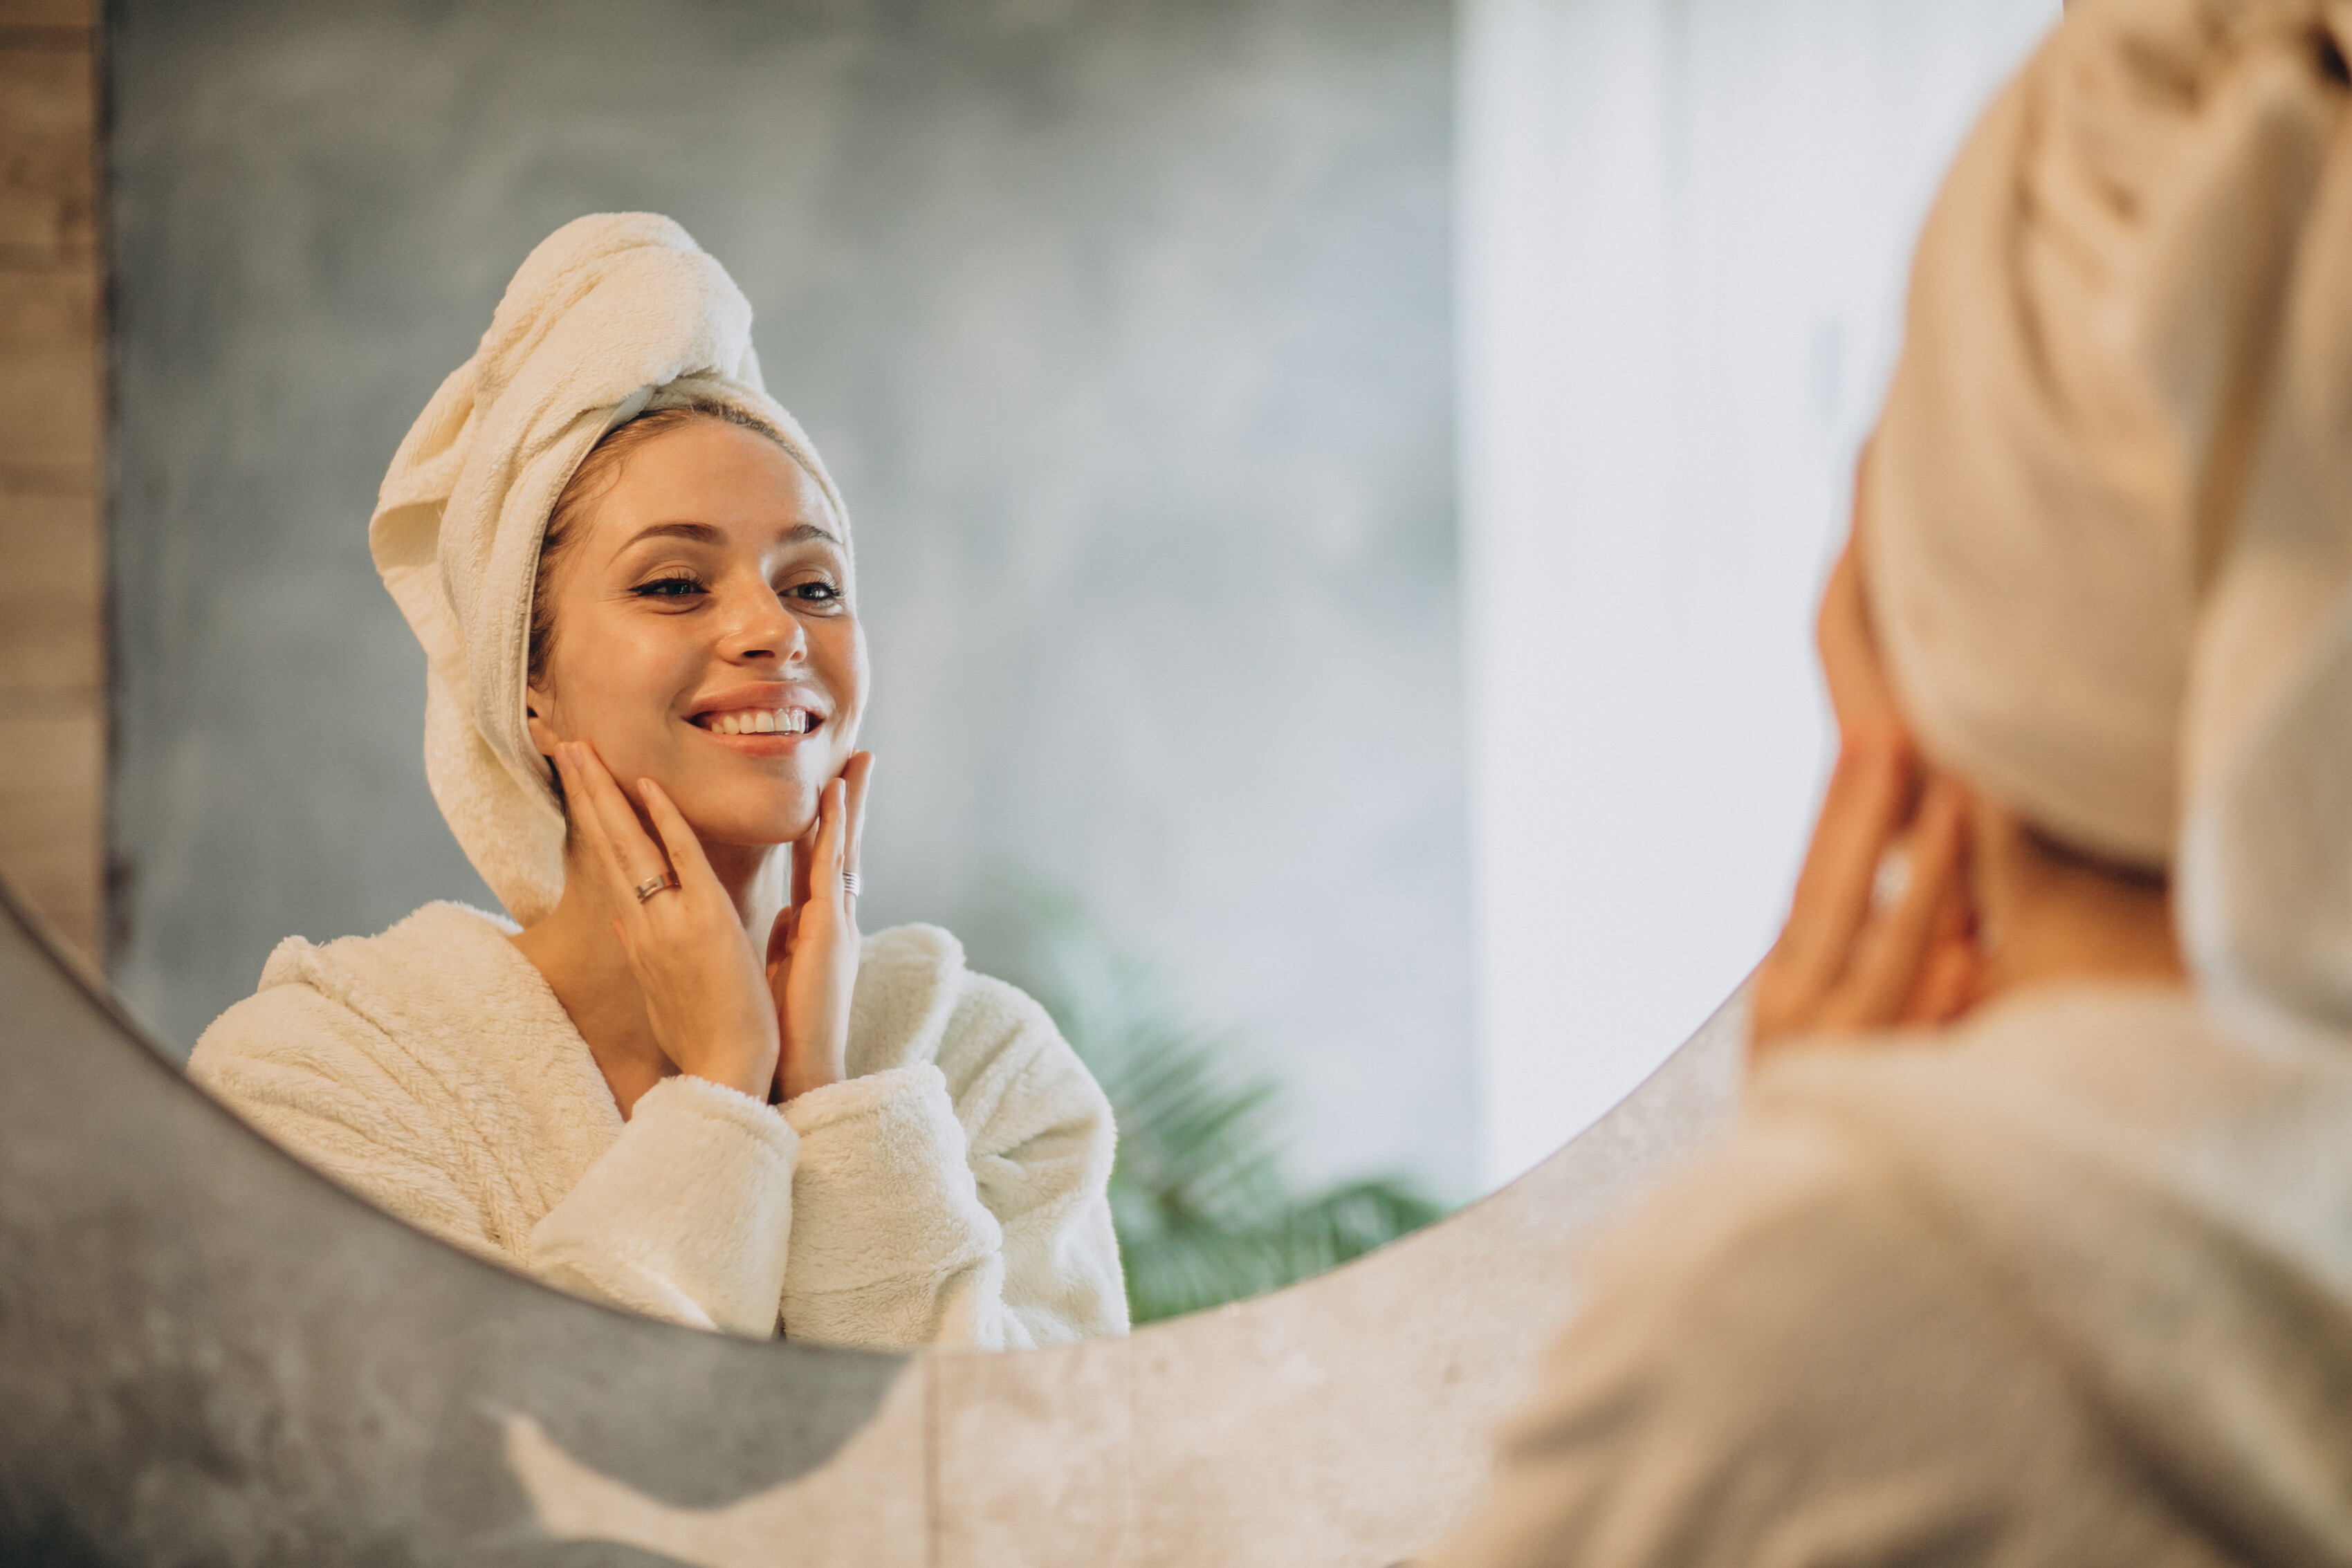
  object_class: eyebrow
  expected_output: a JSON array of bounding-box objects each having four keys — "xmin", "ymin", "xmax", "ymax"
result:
[{"xmin": 618, "ymin": 520, "xmax": 840, "ymax": 551}]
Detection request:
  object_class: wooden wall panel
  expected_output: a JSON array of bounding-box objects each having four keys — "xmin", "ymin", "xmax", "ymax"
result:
[{"xmin": 0, "ymin": 0, "xmax": 102, "ymax": 959}]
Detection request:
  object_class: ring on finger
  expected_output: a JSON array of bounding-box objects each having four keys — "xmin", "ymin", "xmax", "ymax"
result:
[
  {"xmin": 840, "ymin": 869, "xmax": 861, "ymax": 898},
  {"xmin": 634, "ymin": 872, "xmax": 680, "ymax": 903},
  {"xmin": 1869, "ymin": 845, "xmax": 1911, "ymax": 916}
]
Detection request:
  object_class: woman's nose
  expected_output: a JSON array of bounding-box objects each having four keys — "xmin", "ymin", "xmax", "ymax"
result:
[{"xmin": 721, "ymin": 585, "xmax": 806, "ymax": 665}]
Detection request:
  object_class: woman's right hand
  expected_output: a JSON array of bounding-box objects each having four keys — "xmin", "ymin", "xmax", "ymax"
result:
[{"xmin": 555, "ymin": 741, "xmax": 781, "ymax": 1102}]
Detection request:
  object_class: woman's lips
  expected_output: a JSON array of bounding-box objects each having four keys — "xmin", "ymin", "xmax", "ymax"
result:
[{"xmin": 686, "ymin": 701, "xmax": 825, "ymax": 754}]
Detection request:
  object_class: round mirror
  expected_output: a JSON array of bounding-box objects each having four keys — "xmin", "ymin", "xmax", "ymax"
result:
[
  {"xmin": 43, "ymin": 0, "xmax": 2046, "ymax": 1332},
  {"xmin": 4, "ymin": 1, "xmax": 2081, "ymax": 1561}
]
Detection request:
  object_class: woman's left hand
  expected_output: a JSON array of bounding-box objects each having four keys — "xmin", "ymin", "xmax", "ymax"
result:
[
  {"xmin": 1749, "ymin": 509, "xmax": 1988, "ymax": 1055},
  {"xmin": 765, "ymin": 753, "xmax": 874, "ymax": 1102}
]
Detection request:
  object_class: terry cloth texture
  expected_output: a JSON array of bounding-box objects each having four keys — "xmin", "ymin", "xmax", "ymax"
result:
[
  {"xmin": 369, "ymin": 212, "xmax": 847, "ymax": 925},
  {"xmin": 1427, "ymin": 989, "xmax": 2352, "ymax": 1568},
  {"xmin": 1433, "ymin": 3, "xmax": 2352, "ymax": 1563},
  {"xmin": 189, "ymin": 905, "xmax": 1127, "ymax": 1347}
]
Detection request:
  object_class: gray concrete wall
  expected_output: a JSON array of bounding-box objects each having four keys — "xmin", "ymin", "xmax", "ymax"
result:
[{"xmin": 107, "ymin": 0, "xmax": 1468, "ymax": 1197}]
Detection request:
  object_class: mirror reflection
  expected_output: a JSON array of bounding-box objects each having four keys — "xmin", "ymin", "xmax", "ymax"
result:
[
  {"xmin": 15, "ymin": 0, "xmax": 2051, "ymax": 1339},
  {"xmin": 192, "ymin": 252, "xmax": 1135, "ymax": 1348}
]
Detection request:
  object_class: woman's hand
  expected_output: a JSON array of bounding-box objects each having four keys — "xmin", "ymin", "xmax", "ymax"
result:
[
  {"xmin": 554, "ymin": 741, "xmax": 780, "ymax": 1101},
  {"xmin": 766, "ymin": 752, "xmax": 874, "ymax": 1103},
  {"xmin": 1749, "ymin": 533, "xmax": 1988, "ymax": 1055}
]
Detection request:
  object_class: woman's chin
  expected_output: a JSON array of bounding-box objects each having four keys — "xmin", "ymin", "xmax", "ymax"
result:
[
  {"xmin": 670, "ymin": 800, "xmax": 817, "ymax": 851},
  {"xmin": 650, "ymin": 773, "xmax": 822, "ymax": 851},
  {"xmin": 697, "ymin": 823, "xmax": 814, "ymax": 853}
]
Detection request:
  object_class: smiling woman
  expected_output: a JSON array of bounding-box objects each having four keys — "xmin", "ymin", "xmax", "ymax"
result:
[{"xmin": 184, "ymin": 214, "xmax": 1128, "ymax": 1349}]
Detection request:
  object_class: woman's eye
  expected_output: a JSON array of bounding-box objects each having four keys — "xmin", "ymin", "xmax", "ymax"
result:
[
  {"xmin": 630, "ymin": 575, "xmax": 706, "ymax": 600},
  {"xmin": 784, "ymin": 580, "xmax": 843, "ymax": 605}
]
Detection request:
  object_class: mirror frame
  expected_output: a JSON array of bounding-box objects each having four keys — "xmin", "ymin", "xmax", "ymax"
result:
[{"xmin": 0, "ymin": 871, "xmax": 1743, "ymax": 1565}]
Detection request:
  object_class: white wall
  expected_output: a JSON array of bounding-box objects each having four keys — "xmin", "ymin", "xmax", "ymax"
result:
[{"xmin": 1460, "ymin": 0, "xmax": 2060, "ymax": 1189}]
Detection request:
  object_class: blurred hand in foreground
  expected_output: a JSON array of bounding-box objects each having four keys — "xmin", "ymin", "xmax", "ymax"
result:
[{"xmin": 1751, "ymin": 463, "xmax": 1989, "ymax": 1056}]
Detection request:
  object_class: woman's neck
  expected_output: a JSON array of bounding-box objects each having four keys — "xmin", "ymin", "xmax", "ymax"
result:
[
  {"xmin": 1974, "ymin": 804, "xmax": 2187, "ymax": 999},
  {"xmin": 511, "ymin": 838, "xmax": 786, "ymax": 1118}
]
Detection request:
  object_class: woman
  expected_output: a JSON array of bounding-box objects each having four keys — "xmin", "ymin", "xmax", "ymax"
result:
[
  {"xmin": 1432, "ymin": 1, "xmax": 2352, "ymax": 1561},
  {"xmin": 190, "ymin": 214, "xmax": 1127, "ymax": 1349}
]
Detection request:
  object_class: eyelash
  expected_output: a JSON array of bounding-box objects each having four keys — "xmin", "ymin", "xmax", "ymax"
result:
[{"xmin": 627, "ymin": 573, "xmax": 845, "ymax": 607}]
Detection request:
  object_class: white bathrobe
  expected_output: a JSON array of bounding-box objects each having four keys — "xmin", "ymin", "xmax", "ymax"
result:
[
  {"xmin": 187, "ymin": 902, "xmax": 1128, "ymax": 1348},
  {"xmin": 1427, "ymin": 986, "xmax": 2352, "ymax": 1567}
]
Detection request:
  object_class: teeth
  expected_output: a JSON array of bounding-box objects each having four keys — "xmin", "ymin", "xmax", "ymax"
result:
[{"xmin": 705, "ymin": 708, "xmax": 811, "ymax": 735}]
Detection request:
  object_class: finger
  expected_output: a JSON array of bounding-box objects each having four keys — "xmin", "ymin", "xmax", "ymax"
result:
[
  {"xmin": 637, "ymin": 777, "xmax": 720, "ymax": 900},
  {"xmin": 841, "ymin": 752, "xmax": 874, "ymax": 878},
  {"xmin": 556, "ymin": 745, "xmax": 646, "ymax": 913},
  {"xmin": 1773, "ymin": 743, "xmax": 1915, "ymax": 1006},
  {"xmin": 1902, "ymin": 937, "xmax": 1983, "ymax": 1026},
  {"xmin": 766, "ymin": 907, "xmax": 792, "ymax": 973},
  {"xmin": 571, "ymin": 742, "xmax": 673, "ymax": 892},
  {"xmin": 789, "ymin": 816, "xmax": 816, "ymax": 914},
  {"xmin": 1902, "ymin": 835, "xmax": 1987, "ymax": 1025},
  {"xmin": 1814, "ymin": 542, "xmax": 1859, "ymax": 663},
  {"xmin": 1834, "ymin": 780, "xmax": 1965, "ymax": 1026},
  {"xmin": 810, "ymin": 777, "xmax": 847, "ymax": 901},
  {"xmin": 1818, "ymin": 452, "xmax": 1913, "ymax": 761},
  {"xmin": 1928, "ymin": 866, "xmax": 1973, "ymax": 943}
]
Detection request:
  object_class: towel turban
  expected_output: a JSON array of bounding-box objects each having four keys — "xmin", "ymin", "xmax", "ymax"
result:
[
  {"xmin": 1866, "ymin": 0, "xmax": 2352, "ymax": 1048},
  {"xmin": 369, "ymin": 214, "xmax": 849, "ymax": 925}
]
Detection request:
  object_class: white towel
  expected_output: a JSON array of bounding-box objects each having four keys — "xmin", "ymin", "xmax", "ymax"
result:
[
  {"xmin": 1866, "ymin": 0, "xmax": 2352, "ymax": 1051},
  {"xmin": 367, "ymin": 214, "xmax": 849, "ymax": 923}
]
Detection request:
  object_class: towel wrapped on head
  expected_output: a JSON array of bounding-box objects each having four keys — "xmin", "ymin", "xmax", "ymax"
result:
[
  {"xmin": 1864, "ymin": 0, "xmax": 2352, "ymax": 1049},
  {"xmin": 367, "ymin": 214, "xmax": 850, "ymax": 925}
]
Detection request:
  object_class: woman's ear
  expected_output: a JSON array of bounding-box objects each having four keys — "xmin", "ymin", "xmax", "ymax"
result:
[{"xmin": 524, "ymin": 685, "xmax": 562, "ymax": 758}]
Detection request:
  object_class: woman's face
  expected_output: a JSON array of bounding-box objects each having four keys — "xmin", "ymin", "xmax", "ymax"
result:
[{"xmin": 524, "ymin": 417, "xmax": 865, "ymax": 849}]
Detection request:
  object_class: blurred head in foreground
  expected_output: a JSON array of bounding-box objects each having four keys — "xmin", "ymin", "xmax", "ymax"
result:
[{"xmin": 1433, "ymin": 6, "xmax": 2352, "ymax": 1565}]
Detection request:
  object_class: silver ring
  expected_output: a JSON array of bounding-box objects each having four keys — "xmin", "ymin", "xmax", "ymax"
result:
[
  {"xmin": 633, "ymin": 872, "xmax": 679, "ymax": 903},
  {"xmin": 1869, "ymin": 845, "xmax": 1911, "ymax": 916},
  {"xmin": 840, "ymin": 869, "xmax": 861, "ymax": 898}
]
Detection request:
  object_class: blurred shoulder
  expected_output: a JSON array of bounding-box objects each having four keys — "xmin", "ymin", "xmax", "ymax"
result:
[
  {"xmin": 1451, "ymin": 1091, "xmax": 2168, "ymax": 1567},
  {"xmin": 1572, "ymin": 1102, "xmax": 1899, "ymax": 1329}
]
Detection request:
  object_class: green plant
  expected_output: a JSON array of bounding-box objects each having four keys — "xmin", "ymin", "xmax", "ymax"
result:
[{"xmin": 1007, "ymin": 892, "xmax": 1449, "ymax": 1325}]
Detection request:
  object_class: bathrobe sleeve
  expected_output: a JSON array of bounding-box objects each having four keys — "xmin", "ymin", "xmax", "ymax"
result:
[
  {"xmin": 1422, "ymin": 1117, "xmax": 2220, "ymax": 1568},
  {"xmin": 777, "ymin": 969, "xmax": 1126, "ymax": 1350},
  {"xmin": 189, "ymin": 981, "xmax": 800, "ymax": 1339},
  {"xmin": 525, "ymin": 1076, "xmax": 798, "ymax": 1337}
]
